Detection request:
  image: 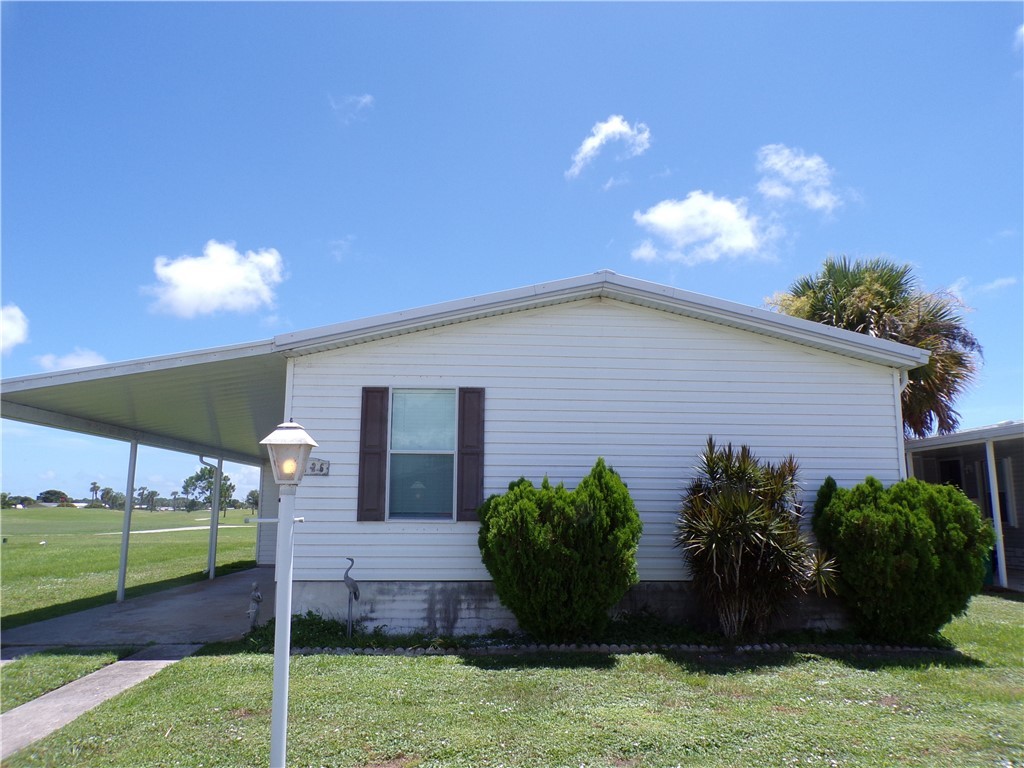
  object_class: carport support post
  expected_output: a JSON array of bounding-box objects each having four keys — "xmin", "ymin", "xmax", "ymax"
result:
[
  {"xmin": 270, "ymin": 484, "xmax": 298, "ymax": 768},
  {"xmin": 202, "ymin": 456, "xmax": 224, "ymax": 579},
  {"xmin": 985, "ymin": 440, "xmax": 1009, "ymax": 588},
  {"xmin": 116, "ymin": 440, "xmax": 139, "ymax": 602}
]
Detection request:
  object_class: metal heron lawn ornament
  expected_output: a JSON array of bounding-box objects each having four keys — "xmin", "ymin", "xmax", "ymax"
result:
[{"xmin": 343, "ymin": 557, "xmax": 360, "ymax": 638}]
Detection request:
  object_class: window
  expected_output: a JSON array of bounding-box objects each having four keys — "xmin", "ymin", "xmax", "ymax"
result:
[
  {"xmin": 357, "ymin": 387, "xmax": 484, "ymax": 522},
  {"xmin": 389, "ymin": 389, "xmax": 456, "ymax": 520}
]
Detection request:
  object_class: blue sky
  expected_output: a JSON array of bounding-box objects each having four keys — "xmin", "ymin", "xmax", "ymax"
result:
[{"xmin": 2, "ymin": 2, "xmax": 1022, "ymax": 501}]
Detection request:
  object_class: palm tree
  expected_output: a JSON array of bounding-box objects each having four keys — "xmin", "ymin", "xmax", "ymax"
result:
[
  {"xmin": 769, "ymin": 256, "xmax": 982, "ymax": 438},
  {"xmin": 90, "ymin": 482, "xmax": 100, "ymax": 502}
]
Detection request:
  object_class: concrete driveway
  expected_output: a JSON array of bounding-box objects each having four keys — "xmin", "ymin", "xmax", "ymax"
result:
[{"xmin": 1, "ymin": 566, "xmax": 275, "ymax": 652}]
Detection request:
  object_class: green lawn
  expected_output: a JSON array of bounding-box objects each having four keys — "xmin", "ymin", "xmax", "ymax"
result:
[
  {"xmin": 5, "ymin": 594, "xmax": 1021, "ymax": 768},
  {"xmin": 0, "ymin": 508, "xmax": 257, "ymax": 628}
]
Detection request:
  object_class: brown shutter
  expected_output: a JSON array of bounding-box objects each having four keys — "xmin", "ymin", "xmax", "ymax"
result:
[
  {"xmin": 357, "ymin": 387, "xmax": 388, "ymax": 521},
  {"xmin": 457, "ymin": 387, "xmax": 485, "ymax": 521}
]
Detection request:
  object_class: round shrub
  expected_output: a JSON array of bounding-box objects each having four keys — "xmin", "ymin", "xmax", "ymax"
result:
[
  {"xmin": 477, "ymin": 457, "xmax": 642, "ymax": 643},
  {"xmin": 813, "ymin": 476, "xmax": 994, "ymax": 643}
]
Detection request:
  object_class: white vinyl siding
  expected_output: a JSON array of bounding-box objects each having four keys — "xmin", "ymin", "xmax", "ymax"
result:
[{"xmin": 287, "ymin": 298, "xmax": 905, "ymax": 583}]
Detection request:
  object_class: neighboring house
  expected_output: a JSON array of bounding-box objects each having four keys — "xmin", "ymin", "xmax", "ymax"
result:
[
  {"xmin": 906, "ymin": 421, "xmax": 1024, "ymax": 591},
  {"xmin": 1, "ymin": 272, "xmax": 931, "ymax": 633}
]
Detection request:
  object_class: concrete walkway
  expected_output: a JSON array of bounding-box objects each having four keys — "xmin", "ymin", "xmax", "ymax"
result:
[
  {"xmin": 1, "ymin": 566, "xmax": 274, "ymax": 648},
  {"xmin": 0, "ymin": 567, "xmax": 273, "ymax": 759},
  {"xmin": 0, "ymin": 644, "xmax": 201, "ymax": 760}
]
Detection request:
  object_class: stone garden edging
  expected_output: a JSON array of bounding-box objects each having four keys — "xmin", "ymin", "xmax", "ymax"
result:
[{"xmin": 291, "ymin": 641, "xmax": 951, "ymax": 657}]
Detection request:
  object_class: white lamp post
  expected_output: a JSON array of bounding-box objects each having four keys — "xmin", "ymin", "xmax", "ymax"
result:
[{"xmin": 260, "ymin": 421, "xmax": 318, "ymax": 768}]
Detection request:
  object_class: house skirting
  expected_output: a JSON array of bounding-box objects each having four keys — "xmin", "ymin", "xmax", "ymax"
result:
[{"xmin": 291, "ymin": 581, "xmax": 849, "ymax": 637}]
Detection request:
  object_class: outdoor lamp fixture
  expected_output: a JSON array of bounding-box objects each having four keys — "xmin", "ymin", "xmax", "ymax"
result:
[
  {"xmin": 260, "ymin": 421, "xmax": 318, "ymax": 768},
  {"xmin": 263, "ymin": 420, "xmax": 318, "ymax": 485}
]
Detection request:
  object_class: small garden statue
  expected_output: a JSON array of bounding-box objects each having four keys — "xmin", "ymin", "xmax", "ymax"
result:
[{"xmin": 247, "ymin": 581, "xmax": 263, "ymax": 629}]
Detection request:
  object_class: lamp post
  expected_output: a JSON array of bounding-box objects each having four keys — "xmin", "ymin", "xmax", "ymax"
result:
[{"xmin": 260, "ymin": 421, "xmax": 318, "ymax": 768}]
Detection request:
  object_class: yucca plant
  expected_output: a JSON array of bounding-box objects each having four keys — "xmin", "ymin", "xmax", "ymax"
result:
[{"xmin": 676, "ymin": 438, "xmax": 834, "ymax": 641}]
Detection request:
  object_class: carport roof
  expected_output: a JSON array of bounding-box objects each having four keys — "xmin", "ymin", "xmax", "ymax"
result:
[
  {"xmin": 2, "ymin": 341, "xmax": 288, "ymax": 464},
  {"xmin": 905, "ymin": 420, "xmax": 1024, "ymax": 453},
  {"xmin": 1, "ymin": 271, "xmax": 930, "ymax": 464}
]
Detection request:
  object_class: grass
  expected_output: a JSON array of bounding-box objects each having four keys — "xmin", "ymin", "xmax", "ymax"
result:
[
  {"xmin": 0, "ymin": 507, "xmax": 257, "ymax": 628},
  {"xmin": 1, "ymin": 648, "xmax": 133, "ymax": 713},
  {"xmin": 5, "ymin": 593, "xmax": 1021, "ymax": 768}
]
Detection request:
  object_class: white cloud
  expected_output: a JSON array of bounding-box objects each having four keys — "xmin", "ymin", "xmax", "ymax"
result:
[
  {"xmin": 756, "ymin": 143, "xmax": 841, "ymax": 213},
  {"xmin": 146, "ymin": 240, "xmax": 284, "ymax": 318},
  {"xmin": 566, "ymin": 115, "xmax": 651, "ymax": 179},
  {"xmin": 630, "ymin": 240, "xmax": 659, "ymax": 262},
  {"xmin": 602, "ymin": 175, "xmax": 629, "ymax": 192},
  {"xmin": 948, "ymin": 275, "xmax": 1018, "ymax": 300},
  {"xmin": 756, "ymin": 177, "xmax": 794, "ymax": 202},
  {"xmin": 948, "ymin": 277, "xmax": 970, "ymax": 300},
  {"xmin": 631, "ymin": 190, "xmax": 763, "ymax": 265},
  {"xmin": 979, "ymin": 276, "xmax": 1018, "ymax": 293},
  {"xmin": 35, "ymin": 347, "xmax": 108, "ymax": 372},
  {"xmin": 1016, "ymin": 24, "xmax": 1024, "ymax": 50},
  {"xmin": 329, "ymin": 235, "xmax": 356, "ymax": 262},
  {"xmin": 1, "ymin": 304, "xmax": 29, "ymax": 354},
  {"xmin": 330, "ymin": 93, "xmax": 374, "ymax": 124}
]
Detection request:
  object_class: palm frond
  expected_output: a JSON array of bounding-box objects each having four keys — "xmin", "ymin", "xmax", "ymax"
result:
[{"xmin": 774, "ymin": 257, "xmax": 982, "ymax": 437}]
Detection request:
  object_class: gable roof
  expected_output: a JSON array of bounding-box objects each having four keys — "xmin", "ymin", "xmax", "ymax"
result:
[
  {"xmin": 275, "ymin": 271, "xmax": 930, "ymax": 368},
  {"xmin": 1, "ymin": 271, "xmax": 929, "ymax": 463}
]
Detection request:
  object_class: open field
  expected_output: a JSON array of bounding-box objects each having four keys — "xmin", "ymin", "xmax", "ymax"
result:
[
  {"xmin": 0, "ymin": 508, "xmax": 257, "ymax": 628},
  {"xmin": 5, "ymin": 594, "xmax": 1022, "ymax": 768}
]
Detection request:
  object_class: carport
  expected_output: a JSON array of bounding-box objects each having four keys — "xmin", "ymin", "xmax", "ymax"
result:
[
  {"xmin": 1, "ymin": 339, "xmax": 290, "ymax": 599},
  {"xmin": 906, "ymin": 421, "xmax": 1024, "ymax": 590}
]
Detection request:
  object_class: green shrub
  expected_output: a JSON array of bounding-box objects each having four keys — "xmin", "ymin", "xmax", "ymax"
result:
[
  {"xmin": 676, "ymin": 438, "xmax": 834, "ymax": 641},
  {"xmin": 813, "ymin": 475, "xmax": 995, "ymax": 643},
  {"xmin": 477, "ymin": 458, "xmax": 643, "ymax": 643}
]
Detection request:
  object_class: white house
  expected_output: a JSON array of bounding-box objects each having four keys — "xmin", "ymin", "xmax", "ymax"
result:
[
  {"xmin": 263, "ymin": 272, "xmax": 930, "ymax": 632},
  {"xmin": 1, "ymin": 272, "xmax": 930, "ymax": 634}
]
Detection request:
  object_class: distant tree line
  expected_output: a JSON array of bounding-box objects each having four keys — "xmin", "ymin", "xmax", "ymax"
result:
[{"xmin": 1, "ymin": 468, "xmax": 259, "ymax": 513}]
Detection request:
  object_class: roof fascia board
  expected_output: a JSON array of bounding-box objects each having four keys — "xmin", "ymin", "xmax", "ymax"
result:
[
  {"xmin": 1, "ymin": 401, "xmax": 262, "ymax": 465},
  {"xmin": 273, "ymin": 274, "xmax": 606, "ymax": 356},
  {"xmin": 905, "ymin": 421, "xmax": 1024, "ymax": 452},
  {"xmin": 1, "ymin": 340, "xmax": 278, "ymax": 393},
  {"xmin": 600, "ymin": 274, "xmax": 929, "ymax": 369},
  {"xmin": 277, "ymin": 271, "xmax": 929, "ymax": 370}
]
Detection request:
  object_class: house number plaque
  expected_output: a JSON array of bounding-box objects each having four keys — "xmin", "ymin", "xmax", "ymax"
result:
[{"xmin": 306, "ymin": 457, "xmax": 330, "ymax": 476}]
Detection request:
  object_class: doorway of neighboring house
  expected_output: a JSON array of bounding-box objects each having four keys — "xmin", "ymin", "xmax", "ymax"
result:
[{"xmin": 939, "ymin": 459, "xmax": 963, "ymax": 490}]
